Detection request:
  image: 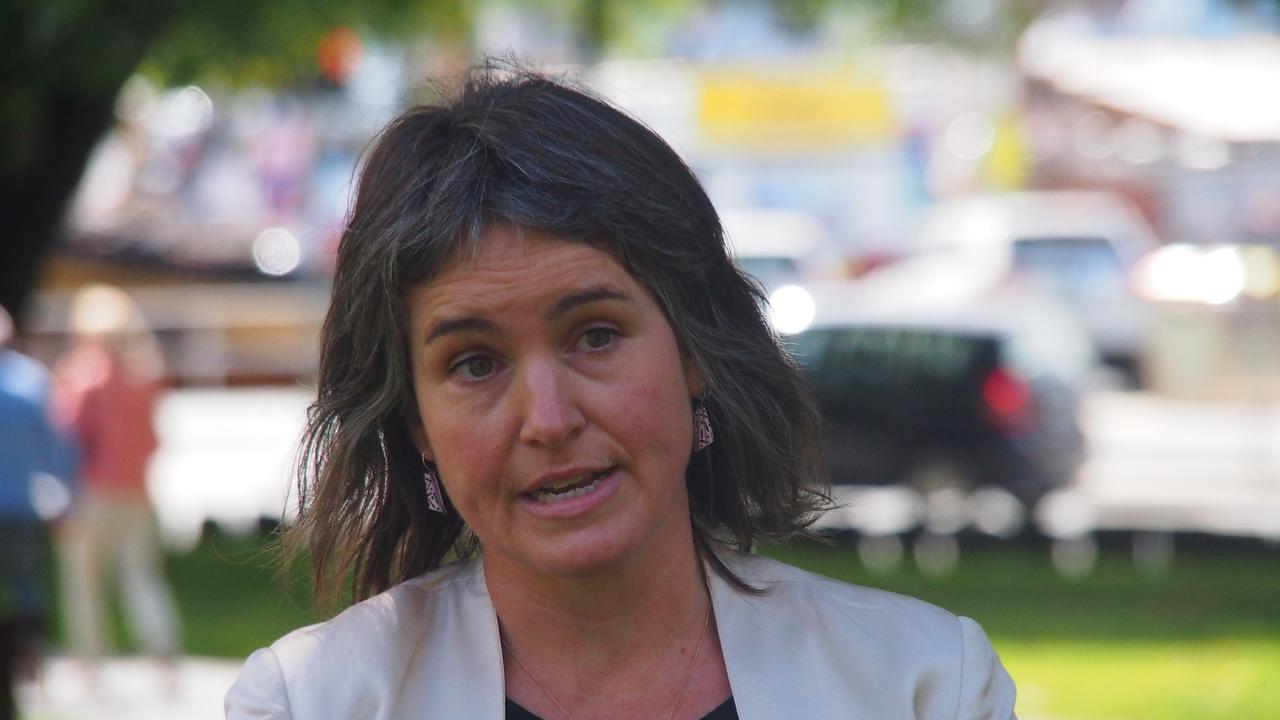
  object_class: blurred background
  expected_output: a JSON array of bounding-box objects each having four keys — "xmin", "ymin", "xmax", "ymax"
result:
[{"xmin": 3, "ymin": 0, "xmax": 1280, "ymax": 718}]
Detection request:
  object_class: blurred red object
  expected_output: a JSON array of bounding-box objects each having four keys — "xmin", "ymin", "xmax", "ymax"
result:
[
  {"xmin": 981, "ymin": 365, "xmax": 1035, "ymax": 435},
  {"xmin": 317, "ymin": 26, "xmax": 362, "ymax": 85}
]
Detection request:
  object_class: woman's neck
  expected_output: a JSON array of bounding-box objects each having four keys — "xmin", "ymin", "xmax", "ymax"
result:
[
  {"xmin": 484, "ymin": 534, "xmax": 729, "ymax": 719},
  {"xmin": 486, "ymin": 531, "xmax": 706, "ymax": 653}
]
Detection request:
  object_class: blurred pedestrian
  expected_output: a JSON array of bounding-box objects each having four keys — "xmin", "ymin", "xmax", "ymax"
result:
[
  {"xmin": 55, "ymin": 285, "xmax": 180, "ymax": 678},
  {"xmin": 0, "ymin": 307, "xmax": 75, "ymax": 720}
]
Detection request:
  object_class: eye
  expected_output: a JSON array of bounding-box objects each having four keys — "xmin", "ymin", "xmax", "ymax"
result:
[
  {"xmin": 450, "ymin": 353, "xmax": 499, "ymax": 381},
  {"xmin": 580, "ymin": 326, "xmax": 619, "ymax": 351}
]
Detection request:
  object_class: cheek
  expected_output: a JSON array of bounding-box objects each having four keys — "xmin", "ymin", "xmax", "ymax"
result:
[
  {"xmin": 416, "ymin": 394, "xmax": 504, "ymax": 500},
  {"xmin": 606, "ymin": 357, "xmax": 694, "ymax": 465}
]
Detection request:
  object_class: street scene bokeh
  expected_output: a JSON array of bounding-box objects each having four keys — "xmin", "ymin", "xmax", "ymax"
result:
[{"xmin": 4, "ymin": 1, "xmax": 1280, "ymax": 718}]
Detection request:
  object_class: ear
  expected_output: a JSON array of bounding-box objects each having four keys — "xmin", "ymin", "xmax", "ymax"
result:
[
  {"xmin": 407, "ymin": 416, "xmax": 435, "ymax": 462},
  {"xmin": 684, "ymin": 356, "xmax": 705, "ymax": 399}
]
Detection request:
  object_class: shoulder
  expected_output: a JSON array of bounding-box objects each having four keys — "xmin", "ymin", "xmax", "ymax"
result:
[
  {"xmin": 225, "ymin": 559, "xmax": 485, "ymax": 720},
  {"xmin": 0, "ymin": 350, "xmax": 50, "ymax": 403},
  {"xmin": 270, "ymin": 558, "xmax": 481, "ymax": 667},
  {"xmin": 713, "ymin": 552, "xmax": 1016, "ymax": 719},
  {"xmin": 722, "ymin": 550, "xmax": 960, "ymax": 632}
]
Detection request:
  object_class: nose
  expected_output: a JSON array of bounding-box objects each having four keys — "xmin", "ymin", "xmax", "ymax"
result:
[{"xmin": 516, "ymin": 359, "xmax": 585, "ymax": 448}]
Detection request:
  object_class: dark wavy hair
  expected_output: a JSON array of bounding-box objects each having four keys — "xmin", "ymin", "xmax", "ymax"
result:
[{"xmin": 291, "ymin": 64, "xmax": 831, "ymax": 604}]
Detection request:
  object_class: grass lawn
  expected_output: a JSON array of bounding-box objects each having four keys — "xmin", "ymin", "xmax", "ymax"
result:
[{"xmin": 83, "ymin": 531, "xmax": 1280, "ymax": 720}]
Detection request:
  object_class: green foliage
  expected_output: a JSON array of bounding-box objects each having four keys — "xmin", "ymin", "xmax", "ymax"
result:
[{"xmin": 139, "ymin": 0, "xmax": 472, "ymax": 87}]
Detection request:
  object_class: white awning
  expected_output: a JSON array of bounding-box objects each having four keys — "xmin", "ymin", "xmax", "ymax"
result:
[{"xmin": 1019, "ymin": 28, "xmax": 1280, "ymax": 142}]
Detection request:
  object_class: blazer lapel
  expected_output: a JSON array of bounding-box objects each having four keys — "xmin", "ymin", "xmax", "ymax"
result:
[
  {"xmin": 414, "ymin": 558, "xmax": 509, "ymax": 720},
  {"xmin": 708, "ymin": 552, "xmax": 850, "ymax": 720}
]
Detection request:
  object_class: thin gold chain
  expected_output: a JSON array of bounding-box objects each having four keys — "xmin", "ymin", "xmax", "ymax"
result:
[
  {"xmin": 500, "ymin": 599, "xmax": 714, "ymax": 720},
  {"xmin": 662, "ymin": 601, "xmax": 713, "ymax": 720},
  {"xmin": 501, "ymin": 636, "xmax": 575, "ymax": 720}
]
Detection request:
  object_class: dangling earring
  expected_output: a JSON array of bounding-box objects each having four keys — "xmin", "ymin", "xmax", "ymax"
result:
[
  {"xmin": 693, "ymin": 399, "xmax": 714, "ymax": 452},
  {"xmin": 422, "ymin": 455, "xmax": 445, "ymax": 513}
]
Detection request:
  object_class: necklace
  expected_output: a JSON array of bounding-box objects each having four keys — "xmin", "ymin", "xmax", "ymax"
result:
[{"xmin": 500, "ymin": 598, "xmax": 714, "ymax": 720}]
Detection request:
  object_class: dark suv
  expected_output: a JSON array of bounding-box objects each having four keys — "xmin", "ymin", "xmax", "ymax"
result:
[{"xmin": 785, "ymin": 281, "xmax": 1087, "ymax": 508}]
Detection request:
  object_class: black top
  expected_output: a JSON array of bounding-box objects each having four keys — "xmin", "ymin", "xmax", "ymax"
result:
[{"xmin": 505, "ymin": 696, "xmax": 738, "ymax": 720}]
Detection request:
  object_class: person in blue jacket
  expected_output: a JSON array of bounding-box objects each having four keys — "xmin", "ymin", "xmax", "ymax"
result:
[{"xmin": 0, "ymin": 307, "xmax": 76, "ymax": 720}]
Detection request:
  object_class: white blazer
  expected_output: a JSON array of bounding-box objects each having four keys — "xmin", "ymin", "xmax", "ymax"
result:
[{"xmin": 225, "ymin": 551, "xmax": 1016, "ymax": 719}]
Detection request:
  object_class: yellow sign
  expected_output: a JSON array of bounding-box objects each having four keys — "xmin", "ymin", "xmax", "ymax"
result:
[{"xmin": 698, "ymin": 67, "xmax": 895, "ymax": 152}]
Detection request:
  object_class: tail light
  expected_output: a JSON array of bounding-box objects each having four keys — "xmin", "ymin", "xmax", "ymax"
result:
[{"xmin": 982, "ymin": 366, "xmax": 1035, "ymax": 435}]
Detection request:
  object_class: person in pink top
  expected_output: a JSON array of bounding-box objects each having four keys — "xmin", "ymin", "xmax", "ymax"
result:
[{"xmin": 55, "ymin": 285, "xmax": 180, "ymax": 677}]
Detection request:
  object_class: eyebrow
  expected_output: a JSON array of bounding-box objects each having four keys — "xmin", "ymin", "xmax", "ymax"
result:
[
  {"xmin": 425, "ymin": 317, "xmax": 498, "ymax": 344},
  {"xmin": 423, "ymin": 286, "xmax": 630, "ymax": 345},
  {"xmin": 548, "ymin": 286, "xmax": 630, "ymax": 320}
]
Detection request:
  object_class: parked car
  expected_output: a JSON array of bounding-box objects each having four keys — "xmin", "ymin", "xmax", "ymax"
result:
[
  {"xmin": 786, "ymin": 279, "xmax": 1088, "ymax": 507},
  {"xmin": 914, "ymin": 191, "xmax": 1160, "ymax": 383}
]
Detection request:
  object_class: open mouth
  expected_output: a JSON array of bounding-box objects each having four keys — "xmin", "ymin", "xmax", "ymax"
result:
[{"xmin": 528, "ymin": 468, "xmax": 614, "ymax": 504}]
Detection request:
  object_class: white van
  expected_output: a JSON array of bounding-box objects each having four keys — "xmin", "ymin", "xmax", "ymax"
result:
[{"xmin": 914, "ymin": 191, "xmax": 1160, "ymax": 378}]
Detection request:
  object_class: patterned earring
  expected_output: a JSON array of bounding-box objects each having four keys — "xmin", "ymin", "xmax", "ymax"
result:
[
  {"xmin": 693, "ymin": 399, "xmax": 714, "ymax": 452},
  {"xmin": 422, "ymin": 455, "xmax": 445, "ymax": 513}
]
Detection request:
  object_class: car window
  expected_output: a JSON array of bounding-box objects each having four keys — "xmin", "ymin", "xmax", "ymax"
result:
[
  {"xmin": 1011, "ymin": 237, "xmax": 1128, "ymax": 296},
  {"xmin": 795, "ymin": 326, "xmax": 995, "ymax": 404}
]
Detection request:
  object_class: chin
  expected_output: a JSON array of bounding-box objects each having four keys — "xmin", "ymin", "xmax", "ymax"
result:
[
  {"xmin": 529, "ymin": 533, "xmax": 639, "ymax": 579},
  {"xmin": 484, "ymin": 499, "xmax": 693, "ymax": 581},
  {"xmin": 522, "ymin": 516, "xmax": 674, "ymax": 580}
]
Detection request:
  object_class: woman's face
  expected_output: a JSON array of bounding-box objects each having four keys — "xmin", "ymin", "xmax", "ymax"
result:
[{"xmin": 405, "ymin": 224, "xmax": 701, "ymax": 579}]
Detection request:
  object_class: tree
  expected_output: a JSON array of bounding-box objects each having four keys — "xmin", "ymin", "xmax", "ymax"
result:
[{"xmin": 0, "ymin": 0, "xmax": 467, "ymax": 326}]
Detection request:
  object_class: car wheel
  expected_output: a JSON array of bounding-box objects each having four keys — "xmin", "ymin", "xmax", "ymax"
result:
[{"xmin": 903, "ymin": 454, "xmax": 972, "ymax": 536}]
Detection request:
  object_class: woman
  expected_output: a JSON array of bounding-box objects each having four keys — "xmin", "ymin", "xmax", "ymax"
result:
[
  {"xmin": 226, "ymin": 68, "xmax": 1016, "ymax": 720},
  {"xmin": 56, "ymin": 285, "xmax": 181, "ymax": 673}
]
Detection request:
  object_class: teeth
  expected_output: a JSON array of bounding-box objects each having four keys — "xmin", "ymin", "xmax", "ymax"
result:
[
  {"xmin": 545, "ymin": 474, "xmax": 589, "ymax": 491},
  {"xmin": 531, "ymin": 473, "xmax": 605, "ymax": 504}
]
